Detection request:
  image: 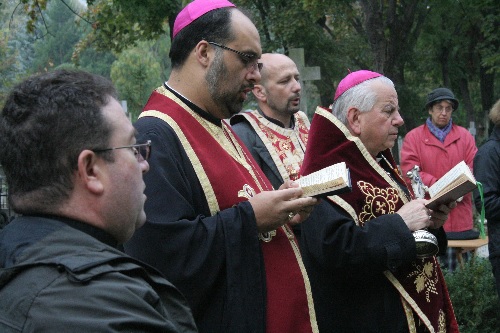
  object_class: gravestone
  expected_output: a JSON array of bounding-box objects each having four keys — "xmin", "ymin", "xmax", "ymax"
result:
[{"xmin": 288, "ymin": 48, "xmax": 321, "ymax": 117}]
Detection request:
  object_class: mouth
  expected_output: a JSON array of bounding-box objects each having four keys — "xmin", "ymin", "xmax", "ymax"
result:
[
  {"xmin": 242, "ymin": 86, "xmax": 253, "ymax": 94},
  {"xmin": 240, "ymin": 87, "xmax": 253, "ymax": 101},
  {"xmin": 240, "ymin": 91, "xmax": 249, "ymax": 101}
]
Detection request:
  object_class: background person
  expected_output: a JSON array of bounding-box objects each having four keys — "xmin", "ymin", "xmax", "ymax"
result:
[
  {"xmin": 473, "ymin": 98, "xmax": 500, "ymax": 299},
  {"xmin": 231, "ymin": 53, "xmax": 308, "ymax": 190},
  {"xmin": 0, "ymin": 69, "xmax": 197, "ymax": 333},
  {"xmin": 231, "ymin": 53, "xmax": 308, "ymax": 238},
  {"xmin": 124, "ymin": 1, "xmax": 319, "ymax": 332},
  {"xmin": 401, "ymin": 87, "xmax": 478, "ymax": 271},
  {"xmin": 299, "ymin": 70, "xmax": 458, "ymax": 332}
]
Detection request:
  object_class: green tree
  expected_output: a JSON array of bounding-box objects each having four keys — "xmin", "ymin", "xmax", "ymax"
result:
[
  {"xmin": 0, "ymin": 0, "xmax": 36, "ymax": 107},
  {"xmin": 6, "ymin": 0, "xmax": 499, "ymax": 135},
  {"xmin": 110, "ymin": 41, "xmax": 162, "ymax": 121},
  {"xmin": 0, "ymin": 32, "xmax": 17, "ymax": 105},
  {"xmin": 408, "ymin": 0, "xmax": 499, "ymax": 139},
  {"xmin": 15, "ymin": 0, "xmax": 179, "ymax": 54},
  {"xmin": 21, "ymin": 0, "xmax": 115, "ymax": 78},
  {"xmin": 30, "ymin": 0, "xmax": 87, "ymax": 72}
]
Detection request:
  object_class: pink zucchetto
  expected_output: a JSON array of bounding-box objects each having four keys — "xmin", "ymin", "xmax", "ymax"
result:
[
  {"xmin": 173, "ymin": 0, "xmax": 236, "ymax": 38},
  {"xmin": 334, "ymin": 70, "xmax": 382, "ymax": 101}
]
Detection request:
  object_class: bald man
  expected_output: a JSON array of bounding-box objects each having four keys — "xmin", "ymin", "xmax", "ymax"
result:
[{"xmin": 231, "ymin": 53, "xmax": 309, "ymax": 190}]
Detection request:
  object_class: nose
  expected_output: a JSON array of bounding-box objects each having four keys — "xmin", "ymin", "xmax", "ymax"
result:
[
  {"xmin": 393, "ymin": 111, "xmax": 404, "ymax": 127},
  {"xmin": 140, "ymin": 160, "xmax": 150, "ymax": 173},
  {"xmin": 293, "ymin": 79, "xmax": 302, "ymax": 93},
  {"xmin": 247, "ymin": 65, "xmax": 261, "ymax": 83}
]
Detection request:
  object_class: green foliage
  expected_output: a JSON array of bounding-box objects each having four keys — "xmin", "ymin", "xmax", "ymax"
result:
[
  {"xmin": 30, "ymin": 0, "xmax": 84, "ymax": 72},
  {"xmin": 110, "ymin": 41, "xmax": 163, "ymax": 121},
  {"xmin": 81, "ymin": 0, "xmax": 178, "ymax": 53},
  {"xmin": 444, "ymin": 258, "xmax": 500, "ymax": 333},
  {"xmin": 0, "ymin": 0, "xmax": 35, "ymax": 108},
  {"xmin": 238, "ymin": 0, "xmax": 371, "ymax": 106},
  {"xmin": 2, "ymin": 0, "xmax": 498, "ymax": 133},
  {"xmin": 0, "ymin": 33, "xmax": 16, "ymax": 107},
  {"xmin": 78, "ymin": 48, "xmax": 116, "ymax": 78}
]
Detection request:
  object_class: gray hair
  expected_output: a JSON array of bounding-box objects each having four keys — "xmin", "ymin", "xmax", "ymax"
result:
[{"xmin": 332, "ymin": 76, "xmax": 394, "ymax": 125}]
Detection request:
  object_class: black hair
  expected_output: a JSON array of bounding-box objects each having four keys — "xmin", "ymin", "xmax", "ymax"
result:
[
  {"xmin": 0, "ymin": 69, "xmax": 117, "ymax": 213},
  {"xmin": 169, "ymin": 7, "xmax": 235, "ymax": 68}
]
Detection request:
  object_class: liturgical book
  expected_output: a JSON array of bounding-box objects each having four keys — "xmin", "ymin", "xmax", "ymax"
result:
[
  {"xmin": 297, "ymin": 162, "xmax": 351, "ymax": 197},
  {"xmin": 425, "ymin": 161, "xmax": 477, "ymax": 210}
]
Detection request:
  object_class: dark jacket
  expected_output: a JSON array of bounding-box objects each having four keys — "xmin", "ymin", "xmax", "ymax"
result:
[
  {"xmin": 473, "ymin": 126, "xmax": 500, "ymax": 259},
  {"xmin": 0, "ymin": 216, "xmax": 197, "ymax": 333}
]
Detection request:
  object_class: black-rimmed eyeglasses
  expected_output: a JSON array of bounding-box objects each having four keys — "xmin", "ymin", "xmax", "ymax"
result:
[
  {"xmin": 205, "ymin": 40, "xmax": 263, "ymax": 72},
  {"xmin": 92, "ymin": 140, "xmax": 151, "ymax": 162}
]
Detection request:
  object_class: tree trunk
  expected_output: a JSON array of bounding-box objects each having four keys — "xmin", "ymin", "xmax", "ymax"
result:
[{"xmin": 479, "ymin": 66, "xmax": 495, "ymax": 138}]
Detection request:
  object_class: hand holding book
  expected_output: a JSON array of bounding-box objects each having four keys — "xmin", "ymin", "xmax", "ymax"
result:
[{"xmin": 425, "ymin": 161, "xmax": 477, "ymax": 210}]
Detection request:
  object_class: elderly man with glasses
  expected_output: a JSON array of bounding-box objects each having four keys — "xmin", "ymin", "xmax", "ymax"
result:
[
  {"xmin": 0, "ymin": 69, "xmax": 197, "ymax": 332},
  {"xmin": 401, "ymin": 87, "xmax": 478, "ymax": 271},
  {"xmin": 123, "ymin": 1, "xmax": 318, "ymax": 332}
]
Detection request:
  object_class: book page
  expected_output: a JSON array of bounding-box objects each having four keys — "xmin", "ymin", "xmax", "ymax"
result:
[
  {"xmin": 428, "ymin": 161, "xmax": 473, "ymax": 198},
  {"xmin": 297, "ymin": 162, "xmax": 348, "ymax": 188},
  {"xmin": 425, "ymin": 160, "xmax": 477, "ymax": 209},
  {"xmin": 297, "ymin": 162, "xmax": 350, "ymax": 197},
  {"xmin": 426, "ymin": 179, "xmax": 477, "ymax": 210}
]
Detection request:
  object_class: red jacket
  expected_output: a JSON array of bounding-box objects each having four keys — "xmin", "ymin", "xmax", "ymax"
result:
[{"xmin": 401, "ymin": 122, "xmax": 478, "ymax": 232}]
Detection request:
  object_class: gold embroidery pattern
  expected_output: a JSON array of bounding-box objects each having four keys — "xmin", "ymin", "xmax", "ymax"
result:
[
  {"xmin": 257, "ymin": 122, "xmax": 303, "ymax": 180},
  {"xmin": 296, "ymin": 117, "xmax": 309, "ymax": 146},
  {"xmin": 357, "ymin": 180, "xmax": 400, "ymax": 225},
  {"xmin": 438, "ymin": 309, "xmax": 446, "ymax": 333},
  {"xmin": 407, "ymin": 260, "xmax": 439, "ymax": 302},
  {"xmin": 258, "ymin": 230, "xmax": 277, "ymax": 242},
  {"xmin": 238, "ymin": 184, "xmax": 257, "ymax": 200}
]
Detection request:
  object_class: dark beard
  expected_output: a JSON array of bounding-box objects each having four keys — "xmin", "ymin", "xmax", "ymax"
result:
[{"xmin": 205, "ymin": 52, "xmax": 244, "ymax": 117}]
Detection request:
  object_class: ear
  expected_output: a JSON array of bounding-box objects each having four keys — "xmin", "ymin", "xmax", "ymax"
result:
[
  {"xmin": 252, "ymin": 84, "xmax": 266, "ymax": 102},
  {"xmin": 194, "ymin": 40, "xmax": 211, "ymax": 68},
  {"xmin": 77, "ymin": 150, "xmax": 105, "ymax": 195},
  {"xmin": 347, "ymin": 107, "xmax": 362, "ymax": 135}
]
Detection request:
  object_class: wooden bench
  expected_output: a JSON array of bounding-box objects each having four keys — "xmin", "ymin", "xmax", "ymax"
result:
[{"xmin": 447, "ymin": 237, "xmax": 489, "ymax": 269}]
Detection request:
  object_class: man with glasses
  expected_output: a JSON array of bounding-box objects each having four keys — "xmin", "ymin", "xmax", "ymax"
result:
[
  {"xmin": 299, "ymin": 72, "xmax": 458, "ymax": 332},
  {"xmin": 0, "ymin": 70, "xmax": 197, "ymax": 332},
  {"xmin": 124, "ymin": 1, "xmax": 318, "ymax": 332},
  {"xmin": 401, "ymin": 87, "xmax": 478, "ymax": 271}
]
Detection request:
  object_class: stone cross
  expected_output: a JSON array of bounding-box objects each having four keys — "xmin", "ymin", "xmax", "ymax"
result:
[
  {"xmin": 288, "ymin": 48, "xmax": 321, "ymax": 116},
  {"xmin": 468, "ymin": 121, "xmax": 476, "ymax": 138}
]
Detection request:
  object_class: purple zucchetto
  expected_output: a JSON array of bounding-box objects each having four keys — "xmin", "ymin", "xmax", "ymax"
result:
[
  {"xmin": 334, "ymin": 70, "xmax": 382, "ymax": 101},
  {"xmin": 173, "ymin": 0, "xmax": 236, "ymax": 38}
]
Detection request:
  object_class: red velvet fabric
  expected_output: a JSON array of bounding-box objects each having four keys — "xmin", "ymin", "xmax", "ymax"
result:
[
  {"xmin": 144, "ymin": 89, "xmax": 315, "ymax": 333},
  {"xmin": 301, "ymin": 107, "xmax": 459, "ymax": 333}
]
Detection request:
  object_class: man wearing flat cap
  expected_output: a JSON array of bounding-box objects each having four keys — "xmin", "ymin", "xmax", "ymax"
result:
[
  {"xmin": 401, "ymin": 87, "xmax": 478, "ymax": 271},
  {"xmin": 124, "ymin": 0, "xmax": 319, "ymax": 332},
  {"xmin": 299, "ymin": 71, "xmax": 459, "ymax": 332}
]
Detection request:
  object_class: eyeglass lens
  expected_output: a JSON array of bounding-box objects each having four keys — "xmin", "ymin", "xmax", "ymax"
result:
[
  {"xmin": 434, "ymin": 105, "xmax": 453, "ymax": 113},
  {"xmin": 137, "ymin": 145, "xmax": 150, "ymax": 161}
]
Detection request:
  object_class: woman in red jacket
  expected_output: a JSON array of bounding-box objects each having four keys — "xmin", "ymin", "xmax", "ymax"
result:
[{"xmin": 401, "ymin": 87, "xmax": 478, "ymax": 271}]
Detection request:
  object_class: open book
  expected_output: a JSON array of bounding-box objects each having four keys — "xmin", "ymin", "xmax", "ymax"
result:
[
  {"xmin": 425, "ymin": 161, "xmax": 477, "ymax": 210},
  {"xmin": 297, "ymin": 162, "xmax": 351, "ymax": 197}
]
